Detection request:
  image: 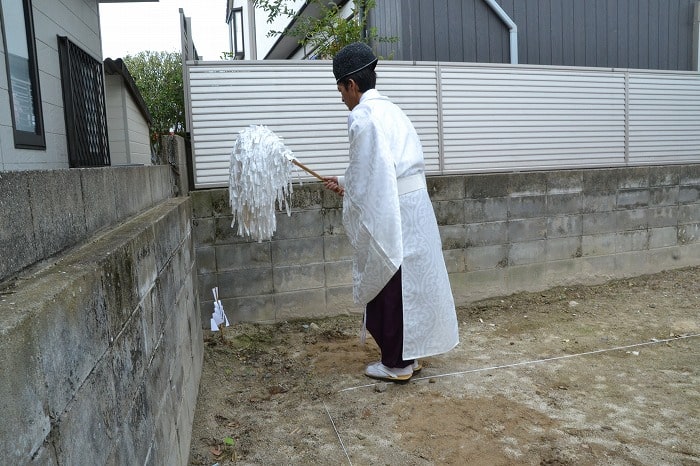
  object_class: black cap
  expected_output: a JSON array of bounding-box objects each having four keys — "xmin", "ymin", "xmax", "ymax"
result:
[{"xmin": 332, "ymin": 42, "xmax": 378, "ymax": 82}]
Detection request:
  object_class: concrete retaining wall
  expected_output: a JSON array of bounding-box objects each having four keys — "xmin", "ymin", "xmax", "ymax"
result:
[
  {"xmin": 0, "ymin": 196, "xmax": 201, "ymax": 464},
  {"xmin": 0, "ymin": 136, "xmax": 201, "ymax": 464},
  {"xmin": 0, "ymin": 165, "xmax": 175, "ymax": 284},
  {"xmin": 193, "ymin": 164, "xmax": 700, "ymax": 324}
]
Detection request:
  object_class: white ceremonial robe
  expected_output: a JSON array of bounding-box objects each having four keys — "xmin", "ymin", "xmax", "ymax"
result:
[{"xmin": 342, "ymin": 89, "xmax": 459, "ymax": 360}]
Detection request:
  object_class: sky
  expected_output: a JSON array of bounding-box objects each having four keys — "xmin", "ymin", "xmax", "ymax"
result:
[{"xmin": 99, "ymin": 0, "xmax": 231, "ymax": 61}]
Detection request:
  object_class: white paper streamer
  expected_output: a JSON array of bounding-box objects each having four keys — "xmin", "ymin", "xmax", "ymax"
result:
[
  {"xmin": 210, "ymin": 287, "xmax": 230, "ymax": 331},
  {"xmin": 228, "ymin": 125, "xmax": 295, "ymax": 242}
]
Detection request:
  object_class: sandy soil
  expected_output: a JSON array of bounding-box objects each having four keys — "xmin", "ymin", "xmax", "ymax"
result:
[{"xmin": 188, "ymin": 267, "xmax": 700, "ymax": 465}]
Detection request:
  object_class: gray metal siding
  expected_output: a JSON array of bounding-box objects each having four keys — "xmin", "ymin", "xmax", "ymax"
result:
[
  {"xmin": 371, "ymin": 0, "xmax": 699, "ymax": 71},
  {"xmin": 369, "ymin": 0, "xmax": 400, "ymax": 58}
]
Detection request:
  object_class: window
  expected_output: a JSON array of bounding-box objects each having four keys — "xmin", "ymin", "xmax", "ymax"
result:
[
  {"xmin": 0, "ymin": 0, "xmax": 45, "ymax": 149},
  {"xmin": 228, "ymin": 7, "xmax": 244, "ymax": 60}
]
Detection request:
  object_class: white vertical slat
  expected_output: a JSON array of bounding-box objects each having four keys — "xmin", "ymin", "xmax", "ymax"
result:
[
  {"xmin": 375, "ymin": 65, "xmax": 440, "ymax": 173},
  {"xmin": 628, "ymin": 72, "xmax": 700, "ymax": 164},
  {"xmin": 188, "ymin": 61, "xmax": 439, "ymax": 187},
  {"xmin": 440, "ymin": 65, "xmax": 627, "ymax": 172},
  {"xmin": 188, "ymin": 61, "xmax": 348, "ymax": 187}
]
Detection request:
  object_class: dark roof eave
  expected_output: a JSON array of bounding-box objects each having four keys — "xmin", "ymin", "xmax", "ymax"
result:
[{"xmin": 103, "ymin": 58, "xmax": 153, "ymax": 126}]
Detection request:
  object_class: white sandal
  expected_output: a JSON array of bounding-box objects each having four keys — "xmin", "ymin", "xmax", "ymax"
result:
[
  {"xmin": 367, "ymin": 360, "xmax": 422, "ymax": 374},
  {"xmin": 412, "ymin": 360, "xmax": 422, "ymax": 373},
  {"xmin": 364, "ymin": 362, "xmax": 413, "ymax": 382}
]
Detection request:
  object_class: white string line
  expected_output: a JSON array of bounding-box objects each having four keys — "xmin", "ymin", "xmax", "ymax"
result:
[
  {"xmin": 338, "ymin": 333, "xmax": 700, "ymax": 393},
  {"xmin": 323, "ymin": 400, "xmax": 353, "ymax": 466}
]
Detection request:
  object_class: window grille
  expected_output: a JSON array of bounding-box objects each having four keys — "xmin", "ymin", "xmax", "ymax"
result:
[{"xmin": 57, "ymin": 35, "xmax": 110, "ymax": 167}]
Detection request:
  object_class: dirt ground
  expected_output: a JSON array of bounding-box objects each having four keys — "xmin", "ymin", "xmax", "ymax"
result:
[{"xmin": 188, "ymin": 266, "xmax": 700, "ymax": 465}]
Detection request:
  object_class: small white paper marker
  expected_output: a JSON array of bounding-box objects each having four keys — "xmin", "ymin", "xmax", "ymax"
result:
[{"xmin": 210, "ymin": 287, "xmax": 230, "ymax": 331}]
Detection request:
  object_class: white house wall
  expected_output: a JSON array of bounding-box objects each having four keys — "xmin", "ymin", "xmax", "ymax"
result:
[
  {"xmin": 105, "ymin": 74, "xmax": 129, "ymax": 164},
  {"xmin": 186, "ymin": 60, "xmax": 700, "ymax": 189},
  {"xmin": 285, "ymin": 1, "xmax": 356, "ymax": 59},
  {"xmin": 124, "ymin": 94, "xmax": 150, "ymax": 165},
  {"xmin": 105, "ymin": 74, "xmax": 151, "ymax": 166},
  {"xmin": 250, "ymin": 0, "xmax": 305, "ymax": 59},
  {"xmin": 0, "ymin": 0, "xmax": 102, "ymax": 171}
]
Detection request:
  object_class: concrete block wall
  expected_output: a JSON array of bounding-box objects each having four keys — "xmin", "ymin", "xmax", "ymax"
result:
[
  {"xmin": 0, "ymin": 196, "xmax": 201, "ymax": 464},
  {"xmin": 192, "ymin": 164, "xmax": 700, "ymax": 324},
  {"xmin": 193, "ymin": 184, "xmax": 353, "ymax": 323},
  {"xmin": 434, "ymin": 166, "xmax": 700, "ymax": 304},
  {"xmin": 0, "ymin": 165, "xmax": 175, "ymax": 284}
]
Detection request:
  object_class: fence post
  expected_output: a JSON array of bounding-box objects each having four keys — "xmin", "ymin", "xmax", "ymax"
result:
[
  {"xmin": 436, "ymin": 63, "xmax": 445, "ymax": 174},
  {"xmin": 624, "ymin": 71, "xmax": 630, "ymax": 165},
  {"xmin": 693, "ymin": 2, "xmax": 700, "ymax": 72}
]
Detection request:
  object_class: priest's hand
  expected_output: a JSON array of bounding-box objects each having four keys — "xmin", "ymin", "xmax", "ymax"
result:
[{"xmin": 323, "ymin": 176, "xmax": 344, "ymax": 196}]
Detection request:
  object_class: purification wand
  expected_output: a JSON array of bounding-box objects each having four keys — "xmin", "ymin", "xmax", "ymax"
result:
[{"xmin": 228, "ymin": 125, "xmax": 335, "ymax": 242}]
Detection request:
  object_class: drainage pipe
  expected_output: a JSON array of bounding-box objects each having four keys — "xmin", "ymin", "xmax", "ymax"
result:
[{"xmin": 483, "ymin": 0, "xmax": 518, "ymax": 64}]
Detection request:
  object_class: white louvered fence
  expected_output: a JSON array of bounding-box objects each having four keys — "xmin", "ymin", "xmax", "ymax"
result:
[{"xmin": 186, "ymin": 60, "xmax": 700, "ymax": 188}]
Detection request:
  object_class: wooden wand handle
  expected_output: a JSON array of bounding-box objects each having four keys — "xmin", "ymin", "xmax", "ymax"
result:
[{"xmin": 291, "ymin": 158, "xmax": 324, "ymax": 181}]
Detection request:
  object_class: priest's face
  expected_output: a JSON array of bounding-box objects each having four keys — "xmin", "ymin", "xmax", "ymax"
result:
[{"xmin": 337, "ymin": 80, "xmax": 361, "ymax": 111}]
